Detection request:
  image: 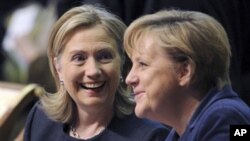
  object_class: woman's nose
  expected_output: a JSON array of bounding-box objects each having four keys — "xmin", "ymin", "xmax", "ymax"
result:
[
  {"xmin": 125, "ymin": 68, "xmax": 138, "ymax": 87},
  {"xmin": 85, "ymin": 58, "xmax": 101, "ymax": 77}
]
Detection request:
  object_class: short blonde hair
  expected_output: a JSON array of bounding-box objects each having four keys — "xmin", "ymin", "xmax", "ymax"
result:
[
  {"xmin": 124, "ymin": 9, "xmax": 231, "ymax": 93},
  {"xmin": 42, "ymin": 5, "xmax": 134, "ymax": 123}
]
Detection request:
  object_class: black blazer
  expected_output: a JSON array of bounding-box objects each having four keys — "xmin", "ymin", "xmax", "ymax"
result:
[{"xmin": 24, "ymin": 103, "xmax": 169, "ymax": 141}]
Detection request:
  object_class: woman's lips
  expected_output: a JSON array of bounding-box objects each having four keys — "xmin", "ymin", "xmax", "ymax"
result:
[
  {"xmin": 131, "ymin": 91, "xmax": 144, "ymax": 101},
  {"xmin": 80, "ymin": 82, "xmax": 105, "ymax": 90}
]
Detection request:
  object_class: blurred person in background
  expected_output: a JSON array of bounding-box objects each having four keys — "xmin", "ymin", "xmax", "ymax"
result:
[{"xmin": 0, "ymin": 0, "xmax": 56, "ymax": 92}]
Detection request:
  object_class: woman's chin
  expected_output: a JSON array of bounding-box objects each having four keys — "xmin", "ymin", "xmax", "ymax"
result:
[{"xmin": 134, "ymin": 105, "xmax": 149, "ymax": 119}]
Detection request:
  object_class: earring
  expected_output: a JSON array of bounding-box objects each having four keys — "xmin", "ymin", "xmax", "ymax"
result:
[
  {"xmin": 120, "ymin": 76, "xmax": 124, "ymax": 82},
  {"xmin": 60, "ymin": 80, "xmax": 64, "ymax": 85}
]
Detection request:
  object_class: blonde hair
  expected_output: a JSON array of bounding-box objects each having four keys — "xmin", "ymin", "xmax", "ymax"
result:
[
  {"xmin": 124, "ymin": 9, "xmax": 231, "ymax": 93},
  {"xmin": 42, "ymin": 5, "xmax": 134, "ymax": 123}
]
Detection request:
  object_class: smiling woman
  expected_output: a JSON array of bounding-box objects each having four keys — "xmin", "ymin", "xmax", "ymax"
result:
[
  {"xmin": 54, "ymin": 25, "xmax": 121, "ymax": 110},
  {"xmin": 24, "ymin": 4, "xmax": 169, "ymax": 141},
  {"xmin": 124, "ymin": 9, "xmax": 250, "ymax": 141}
]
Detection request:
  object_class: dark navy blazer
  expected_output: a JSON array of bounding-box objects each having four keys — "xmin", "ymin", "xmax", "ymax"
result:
[
  {"xmin": 24, "ymin": 103, "xmax": 169, "ymax": 141},
  {"xmin": 165, "ymin": 85, "xmax": 250, "ymax": 141}
]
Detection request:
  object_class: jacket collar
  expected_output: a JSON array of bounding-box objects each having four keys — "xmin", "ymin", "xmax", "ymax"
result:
[{"xmin": 188, "ymin": 85, "xmax": 238, "ymax": 129}]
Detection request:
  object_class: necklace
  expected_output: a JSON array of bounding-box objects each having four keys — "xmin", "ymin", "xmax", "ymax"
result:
[
  {"xmin": 70, "ymin": 125, "xmax": 81, "ymax": 139},
  {"xmin": 70, "ymin": 117, "xmax": 113, "ymax": 139},
  {"xmin": 70, "ymin": 125, "xmax": 108, "ymax": 139}
]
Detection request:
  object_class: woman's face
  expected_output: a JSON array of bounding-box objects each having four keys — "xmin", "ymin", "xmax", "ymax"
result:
[
  {"xmin": 126, "ymin": 34, "xmax": 182, "ymax": 120},
  {"xmin": 55, "ymin": 25, "xmax": 121, "ymax": 110}
]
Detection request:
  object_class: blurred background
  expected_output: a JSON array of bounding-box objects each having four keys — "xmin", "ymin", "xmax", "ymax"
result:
[{"xmin": 0, "ymin": 0, "xmax": 250, "ymax": 103}]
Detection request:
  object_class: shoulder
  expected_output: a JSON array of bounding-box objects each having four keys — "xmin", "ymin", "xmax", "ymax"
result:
[
  {"xmin": 187, "ymin": 97, "xmax": 250, "ymax": 140},
  {"xmin": 109, "ymin": 113, "xmax": 170, "ymax": 141},
  {"xmin": 203, "ymin": 97, "xmax": 250, "ymax": 124},
  {"xmin": 24, "ymin": 102, "xmax": 63, "ymax": 141}
]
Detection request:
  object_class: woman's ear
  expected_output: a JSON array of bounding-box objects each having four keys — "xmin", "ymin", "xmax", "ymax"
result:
[
  {"xmin": 178, "ymin": 61, "xmax": 193, "ymax": 87},
  {"xmin": 54, "ymin": 57, "xmax": 63, "ymax": 80}
]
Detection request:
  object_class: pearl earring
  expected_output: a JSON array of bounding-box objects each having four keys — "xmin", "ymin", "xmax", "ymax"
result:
[
  {"xmin": 120, "ymin": 76, "xmax": 124, "ymax": 82},
  {"xmin": 60, "ymin": 80, "xmax": 64, "ymax": 85}
]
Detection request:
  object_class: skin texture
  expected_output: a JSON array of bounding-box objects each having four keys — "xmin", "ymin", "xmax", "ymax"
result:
[
  {"xmin": 126, "ymin": 33, "xmax": 198, "ymax": 135},
  {"xmin": 126, "ymin": 34, "xmax": 181, "ymax": 120},
  {"xmin": 54, "ymin": 25, "xmax": 121, "ymax": 138}
]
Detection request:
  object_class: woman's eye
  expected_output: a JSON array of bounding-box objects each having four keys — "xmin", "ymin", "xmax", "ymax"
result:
[
  {"xmin": 72, "ymin": 54, "xmax": 86, "ymax": 62},
  {"xmin": 97, "ymin": 50, "xmax": 113, "ymax": 63},
  {"xmin": 139, "ymin": 61, "xmax": 147, "ymax": 67},
  {"xmin": 138, "ymin": 61, "xmax": 148, "ymax": 69}
]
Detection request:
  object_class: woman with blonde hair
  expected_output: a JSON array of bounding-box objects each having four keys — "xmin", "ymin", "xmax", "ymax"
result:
[{"xmin": 124, "ymin": 9, "xmax": 250, "ymax": 141}]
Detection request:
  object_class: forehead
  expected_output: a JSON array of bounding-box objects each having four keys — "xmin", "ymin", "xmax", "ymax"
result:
[
  {"xmin": 63, "ymin": 25, "xmax": 117, "ymax": 50},
  {"xmin": 132, "ymin": 33, "xmax": 167, "ymax": 59},
  {"xmin": 71, "ymin": 25, "xmax": 112, "ymax": 41}
]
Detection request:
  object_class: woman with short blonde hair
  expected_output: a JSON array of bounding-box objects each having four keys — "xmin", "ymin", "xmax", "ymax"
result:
[{"xmin": 125, "ymin": 9, "xmax": 250, "ymax": 141}]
